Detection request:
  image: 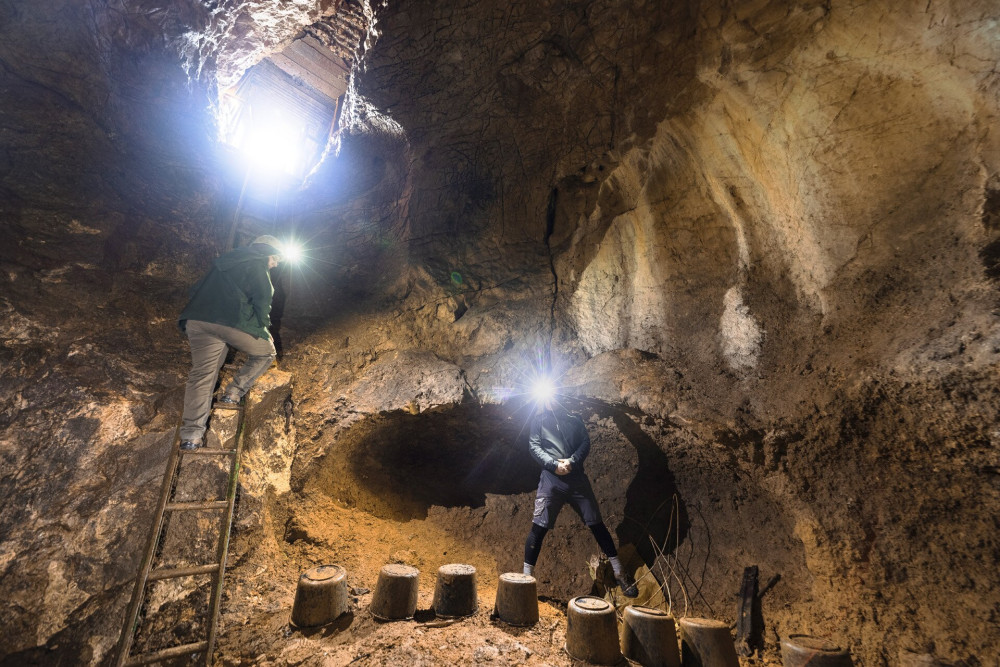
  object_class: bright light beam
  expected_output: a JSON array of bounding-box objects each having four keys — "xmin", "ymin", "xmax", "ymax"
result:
[
  {"xmin": 531, "ymin": 376, "xmax": 556, "ymax": 403},
  {"xmin": 280, "ymin": 240, "xmax": 303, "ymax": 264},
  {"xmin": 241, "ymin": 121, "xmax": 302, "ymax": 176}
]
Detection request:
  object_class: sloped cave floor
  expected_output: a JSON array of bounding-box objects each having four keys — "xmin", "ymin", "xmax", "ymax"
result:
[
  {"xmin": 1, "ymin": 355, "xmax": 996, "ymax": 666},
  {"xmin": 117, "ymin": 401, "xmax": 819, "ymax": 666}
]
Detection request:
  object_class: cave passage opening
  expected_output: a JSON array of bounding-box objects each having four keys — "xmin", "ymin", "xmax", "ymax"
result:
[
  {"xmin": 296, "ymin": 400, "xmax": 691, "ymax": 583},
  {"xmin": 210, "ymin": 27, "xmax": 358, "ymax": 257},
  {"xmin": 304, "ymin": 404, "xmax": 540, "ymax": 522},
  {"xmin": 217, "ymin": 32, "xmax": 349, "ymax": 185}
]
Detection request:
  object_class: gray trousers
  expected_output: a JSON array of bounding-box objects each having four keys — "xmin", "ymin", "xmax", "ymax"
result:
[{"xmin": 180, "ymin": 319, "xmax": 276, "ymax": 443}]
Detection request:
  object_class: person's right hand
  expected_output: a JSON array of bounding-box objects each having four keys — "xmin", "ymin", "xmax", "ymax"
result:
[{"xmin": 555, "ymin": 460, "xmax": 571, "ymax": 475}]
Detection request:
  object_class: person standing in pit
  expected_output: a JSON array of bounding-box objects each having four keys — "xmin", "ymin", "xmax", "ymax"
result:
[
  {"xmin": 522, "ymin": 397, "xmax": 638, "ymax": 597},
  {"xmin": 176, "ymin": 235, "xmax": 283, "ymax": 451}
]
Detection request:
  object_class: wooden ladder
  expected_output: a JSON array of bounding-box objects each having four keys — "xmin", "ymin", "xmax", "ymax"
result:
[{"xmin": 115, "ymin": 402, "xmax": 247, "ymax": 666}]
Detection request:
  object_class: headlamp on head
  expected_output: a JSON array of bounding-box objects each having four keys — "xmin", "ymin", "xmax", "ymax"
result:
[
  {"xmin": 531, "ymin": 377, "xmax": 556, "ymax": 403},
  {"xmin": 250, "ymin": 235, "xmax": 304, "ymax": 265},
  {"xmin": 279, "ymin": 241, "xmax": 303, "ymax": 264},
  {"xmin": 251, "ymin": 234, "xmax": 282, "ymax": 257}
]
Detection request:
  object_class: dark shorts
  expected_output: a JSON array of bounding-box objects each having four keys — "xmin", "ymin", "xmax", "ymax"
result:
[{"xmin": 532, "ymin": 469, "xmax": 603, "ymax": 529}]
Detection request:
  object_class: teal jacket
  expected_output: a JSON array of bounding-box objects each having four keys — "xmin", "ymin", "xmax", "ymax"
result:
[{"xmin": 179, "ymin": 247, "xmax": 275, "ymax": 340}]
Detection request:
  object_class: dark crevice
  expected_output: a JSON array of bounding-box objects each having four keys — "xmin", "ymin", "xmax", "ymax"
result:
[
  {"xmin": 981, "ymin": 187, "xmax": 1000, "ymax": 231},
  {"xmin": 544, "ymin": 187, "xmax": 559, "ymax": 366},
  {"xmin": 980, "ymin": 238, "xmax": 1000, "ymax": 282},
  {"xmin": 981, "ymin": 187, "xmax": 1000, "ymax": 285}
]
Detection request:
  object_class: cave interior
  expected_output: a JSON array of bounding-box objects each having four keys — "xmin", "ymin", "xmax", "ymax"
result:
[{"xmin": 1, "ymin": 0, "xmax": 999, "ymax": 665}]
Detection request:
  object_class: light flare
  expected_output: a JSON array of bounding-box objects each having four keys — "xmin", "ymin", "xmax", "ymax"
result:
[
  {"xmin": 531, "ymin": 377, "xmax": 556, "ymax": 403},
  {"xmin": 280, "ymin": 240, "xmax": 303, "ymax": 264},
  {"xmin": 241, "ymin": 121, "xmax": 302, "ymax": 176}
]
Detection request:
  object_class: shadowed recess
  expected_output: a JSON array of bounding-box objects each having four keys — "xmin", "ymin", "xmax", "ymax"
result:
[{"xmin": 307, "ymin": 403, "xmax": 539, "ymax": 521}]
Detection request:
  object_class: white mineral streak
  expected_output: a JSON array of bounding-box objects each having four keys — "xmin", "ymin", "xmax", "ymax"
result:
[
  {"xmin": 719, "ymin": 285, "xmax": 763, "ymax": 371},
  {"xmin": 339, "ymin": 76, "xmax": 405, "ymax": 139}
]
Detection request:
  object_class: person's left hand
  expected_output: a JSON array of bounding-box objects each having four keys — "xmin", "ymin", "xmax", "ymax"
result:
[{"xmin": 555, "ymin": 459, "xmax": 572, "ymax": 475}]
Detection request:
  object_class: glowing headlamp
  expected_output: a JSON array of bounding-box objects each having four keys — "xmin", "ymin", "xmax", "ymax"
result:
[
  {"xmin": 531, "ymin": 377, "xmax": 556, "ymax": 403},
  {"xmin": 280, "ymin": 241, "xmax": 303, "ymax": 264}
]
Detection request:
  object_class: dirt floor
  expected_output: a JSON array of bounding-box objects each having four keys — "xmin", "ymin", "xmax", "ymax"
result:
[
  {"xmin": 218, "ymin": 490, "xmax": 581, "ymax": 667},
  {"xmin": 165, "ymin": 400, "xmax": 789, "ymax": 667},
  {"xmin": 119, "ymin": 360, "xmax": 1000, "ymax": 667},
  {"xmin": 211, "ymin": 486, "xmax": 758, "ymax": 667}
]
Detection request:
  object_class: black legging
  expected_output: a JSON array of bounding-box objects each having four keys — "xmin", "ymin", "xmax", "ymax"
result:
[
  {"xmin": 524, "ymin": 522, "xmax": 618, "ymax": 566},
  {"xmin": 589, "ymin": 522, "xmax": 618, "ymax": 558}
]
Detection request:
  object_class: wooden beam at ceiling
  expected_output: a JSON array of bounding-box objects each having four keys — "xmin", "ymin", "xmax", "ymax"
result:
[
  {"xmin": 294, "ymin": 35, "xmax": 351, "ymax": 77},
  {"xmin": 246, "ymin": 60, "xmax": 338, "ymax": 139},
  {"xmin": 268, "ymin": 53, "xmax": 345, "ymax": 104},
  {"xmin": 268, "ymin": 35, "xmax": 350, "ymax": 103}
]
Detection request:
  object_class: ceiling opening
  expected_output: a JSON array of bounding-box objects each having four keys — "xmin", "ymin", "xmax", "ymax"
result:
[{"xmin": 219, "ymin": 33, "xmax": 351, "ymax": 185}]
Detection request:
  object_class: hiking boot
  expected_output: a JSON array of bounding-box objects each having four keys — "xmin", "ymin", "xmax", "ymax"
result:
[
  {"xmin": 180, "ymin": 440, "xmax": 202, "ymax": 451},
  {"xmin": 217, "ymin": 394, "xmax": 240, "ymax": 407},
  {"xmin": 616, "ymin": 571, "xmax": 639, "ymax": 598}
]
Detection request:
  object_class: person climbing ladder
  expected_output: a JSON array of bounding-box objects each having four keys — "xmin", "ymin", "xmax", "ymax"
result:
[{"xmin": 176, "ymin": 235, "xmax": 285, "ymax": 450}]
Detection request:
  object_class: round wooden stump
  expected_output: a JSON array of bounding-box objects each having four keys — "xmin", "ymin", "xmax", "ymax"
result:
[
  {"xmin": 290, "ymin": 564, "xmax": 349, "ymax": 628},
  {"xmin": 781, "ymin": 634, "xmax": 853, "ymax": 667},
  {"xmin": 678, "ymin": 617, "xmax": 740, "ymax": 667},
  {"xmin": 370, "ymin": 564, "xmax": 420, "ymax": 621},
  {"xmin": 621, "ymin": 605, "xmax": 680, "ymax": 667},
  {"xmin": 564, "ymin": 595, "xmax": 623, "ymax": 665},
  {"xmin": 432, "ymin": 563, "xmax": 478, "ymax": 619},
  {"xmin": 493, "ymin": 573, "xmax": 538, "ymax": 626}
]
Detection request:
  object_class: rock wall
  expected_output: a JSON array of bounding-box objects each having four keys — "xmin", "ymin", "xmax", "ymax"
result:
[
  {"xmin": 1, "ymin": 0, "xmax": 999, "ymax": 664},
  {"xmin": 321, "ymin": 0, "xmax": 1000, "ymax": 663},
  {"xmin": 0, "ymin": 0, "xmax": 322, "ymax": 661}
]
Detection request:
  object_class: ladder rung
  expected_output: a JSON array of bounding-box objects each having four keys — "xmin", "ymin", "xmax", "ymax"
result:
[
  {"xmin": 148, "ymin": 563, "xmax": 219, "ymax": 581},
  {"xmin": 181, "ymin": 448, "xmax": 236, "ymax": 456},
  {"xmin": 125, "ymin": 640, "xmax": 209, "ymax": 665},
  {"xmin": 165, "ymin": 500, "xmax": 229, "ymax": 512}
]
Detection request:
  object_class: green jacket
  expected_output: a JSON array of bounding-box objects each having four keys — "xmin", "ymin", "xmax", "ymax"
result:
[{"xmin": 179, "ymin": 247, "xmax": 274, "ymax": 340}]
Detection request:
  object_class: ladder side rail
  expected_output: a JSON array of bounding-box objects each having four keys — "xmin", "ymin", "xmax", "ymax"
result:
[
  {"xmin": 114, "ymin": 427, "xmax": 184, "ymax": 667},
  {"xmin": 204, "ymin": 404, "xmax": 248, "ymax": 665},
  {"xmin": 165, "ymin": 500, "xmax": 230, "ymax": 512}
]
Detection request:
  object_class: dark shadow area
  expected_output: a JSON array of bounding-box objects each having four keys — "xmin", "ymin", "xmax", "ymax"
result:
[
  {"xmin": 751, "ymin": 582, "xmax": 765, "ymax": 656},
  {"xmin": 678, "ymin": 503, "xmax": 717, "ymax": 616},
  {"xmin": 980, "ymin": 237, "xmax": 1000, "ymax": 282},
  {"xmin": 291, "ymin": 611, "xmax": 354, "ymax": 637},
  {"xmin": 0, "ymin": 584, "xmax": 128, "ymax": 667},
  {"xmin": 310, "ymin": 403, "xmax": 538, "ymax": 521},
  {"xmin": 410, "ymin": 608, "xmax": 436, "ymax": 623},
  {"xmin": 569, "ymin": 399, "xmax": 690, "ymax": 569},
  {"xmin": 269, "ymin": 262, "xmax": 289, "ymax": 359},
  {"xmin": 612, "ymin": 410, "xmax": 690, "ymax": 565}
]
